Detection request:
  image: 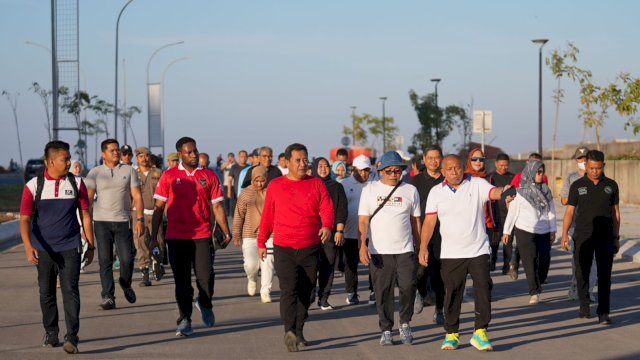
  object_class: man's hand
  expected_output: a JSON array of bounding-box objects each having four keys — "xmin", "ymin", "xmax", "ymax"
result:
[
  {"xmin": 561, "ymin": 234, "xmax": 571, "ymax": 251},
  {"xmin": 135, "ymin": 221, "xmax": 144, "ymax": 237},
  {"xmin": 505, "ymin": 195, "xmax": 515, "ymax": 208},
  {"xmin": 83, "ymin": 248, "xmax": 95, "ymax": 266},
  {"xmin": 359, "ymin": 244, "xmax": 371, "ymax": 266},
  {"xmin": 258, "ymin": 248, "xmax": 267, "ymax": 261},
  {"xmin": 418, "ymin": 247, "xmax": 429, "ymax": 267},
  {"xmin": 614, "ymin": 236, "xmax": 620, "ymax": 254},
  {"xmin": 319, "ymin": 227, "xmax": 331, "ymax": 243},
  {"xmin": 502, "ymin": 234, "xmax": 511, "ymax": 245},
  {"xmin": 334, "ymin": 231, "xmax": 344, "ymax": 246},
  {"xmin": 25, "ymin": 245, "xmax": 38, "ymax": 265}
]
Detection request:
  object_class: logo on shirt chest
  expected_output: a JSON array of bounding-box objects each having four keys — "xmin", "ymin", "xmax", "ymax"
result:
[
  {"xmin": 65, "ymin": 189, "xmax": 73, "ymax": 196},
  {"xmin": 176, "ymin": 178, "xmax": 182, "ymax": 185},
  {"xmin": 578, "ymin": 186, "xmax": 587, "ymax": 195},
  {"xmin": 199, "ymin": 178, "xmax": 207, "ymax": 187},
  {"xmin": 604, "ymin": 185, "xmax": 613, "ymax": 195},
  {"xmin": 377, "ymin": 196, "xmax": 403, "ymax": 207}
]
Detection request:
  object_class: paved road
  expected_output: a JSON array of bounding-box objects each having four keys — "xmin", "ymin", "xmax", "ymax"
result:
[{"xmin": 1, "ymin": 242, "xmax": 639, "ymax": 360}]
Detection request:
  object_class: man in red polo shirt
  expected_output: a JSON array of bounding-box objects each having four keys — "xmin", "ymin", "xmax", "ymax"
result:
[
  {"xmin": 151, "ymin": 137, "xmax": 231, "ymax": 337},
  {"xmin": 258, "ymin": 143, "xmax": 335, "ymax": 352}
]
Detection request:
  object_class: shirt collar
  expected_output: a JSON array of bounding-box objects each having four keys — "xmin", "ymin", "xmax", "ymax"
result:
[
  {"xmin": 178, "ymin": 162, "xmax": 202, "ymax": 177},
  {"xmin": 44, "ymin": 169, "xmax": 66, "ymax": 181},
  {"xmin": 442, "ymin": 174, "xmax": 471, "ymax": 192}
]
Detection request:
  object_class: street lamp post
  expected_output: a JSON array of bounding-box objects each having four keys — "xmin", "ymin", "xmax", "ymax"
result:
[
  {"xmin": 114, "ymin": 0, "xmax": 135, "ymax": 142},
  {"xmin": 430, "ymin": 78, "xmax": 441, "ymax": 146},
  {"xmin": 532, "ymin": 38, "xmax": 549, "ymax": 156},
  {"xmin": 160, "ymin": 57, "xmax": 190, "ymax": 159},
  {"xmin": 379, "ymin": 97, "xmax": 387, "ymax": 153},
  {"xmin": 350, "ymin": 105, "xmax": 356, "ymax": 146}
]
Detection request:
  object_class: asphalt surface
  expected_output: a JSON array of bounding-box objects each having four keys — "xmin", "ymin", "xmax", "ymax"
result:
[{"xmin": 1, "ymin": 240, "xmax": 639, "ymax": 360}]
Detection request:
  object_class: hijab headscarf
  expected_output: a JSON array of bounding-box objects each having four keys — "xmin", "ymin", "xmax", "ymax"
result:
[
  {"xmin": 70, "ymin": 159, "xmax": 83, "ymax": 177},
  {"xmin": 517, "ymin": 160, "xmax": 553, "ymax": 216},
  {"xmin": 331, "ymin": 160, "xmax": 346, "ymax": 181},
  {"xmin": 250, "ymin": 165, "xmax": 267, "ymax": 211},
  {"xmin": 465, "ymin": 148, "xmax": 487, "ymax": 178},
  {"xmin": 312, "ymin": 158, "xmax": 335, "ymax": 185}
]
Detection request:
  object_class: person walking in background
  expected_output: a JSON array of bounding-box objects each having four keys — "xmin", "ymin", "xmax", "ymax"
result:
[
  {"xmin": 277, "ymin": 152, "xmax": 289, "ymax": 175},
  {"xmin": 562, "ymin": 150, "xmax": 620, "ymax": 325},
  {"xmin": 232, "ymin": 165, "xmax": 275, "ymax": 304},
  {"xmin": 257, "ymin": 143, "xmax": 334, "ymax": 352},
  {"xmin": 241, "ymin": 146, "xmax": 283, "ymax": 190},
  {"xmin": 228, "ymin": 150, "xmax": 249, "ymax": 217},
  {"xmin": 19, "ymin": 141, "xmax": 94, "ymax": 354},
  {"xmin": 488, "ymin": 153, "xmax": 515, "ymax": 275},
  {"xmin": 502, "ymin": 160, "xmax": 556, "ymax": 305},
  {"xmin": 359, "ymin": 151, "xmax": 421, "ymax": 346},
  {"xmin": 70, "ymin": 159, "xmax": 91, "ymax": 274},
  {"xmin": 85, "ymin": 139, "xmax": 144, "ymax": 311},
  {"xmin": 151, "ymin": 137, "xmax": 232, "ymax": 336},
  {"xmin": 166, "ymin": 153, "xmax": 179, "ymax": 169},
  {"xmin": 310, "ymin": 157, "xmax": 348, "ymax": 310}
]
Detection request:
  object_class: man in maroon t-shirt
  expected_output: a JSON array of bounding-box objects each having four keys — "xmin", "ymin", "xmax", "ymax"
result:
[
  {"xmin": 258, "ymin": 143, "xmax": 334, "ymax": 352},
  {"xmin": 151, "ymin": 137, "xmax": 231, "ymax": 337}
]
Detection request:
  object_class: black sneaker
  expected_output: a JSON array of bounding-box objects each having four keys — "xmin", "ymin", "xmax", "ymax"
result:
[
  {"xmin": 319, "ymin": 299, "xmax": 334, "ymax": 311},
  {"xmin": 139, "ymin": 268, "xmax": 151, "ymax": 287},
  {"xmin": 598, "ymin": 313, "xmax": 612, "ymax": 325},
  {"xmin": 345, "ymin": 292, "xmax": 359, "ymax": 305},
  {"xmin": 119, "ymin": 278, "xmax": 137, "ymax": 304},
  {"xmin": 43, "ymin": 331, "xmax": 59, "ymax": 347},
  {"xmin": 63, "ymin": 335, "xmax": 79, "ymax": 354},
  {"xmin": 153, "ymin": 263, "xmax": 165, "ymax": 281},
  {"xmin": 578, "ymin": 306, "xmax": 591, "ymax": 319},
  {"xmin": 97, "ymin": 297, "xmax": 116, "ymax": 310}
]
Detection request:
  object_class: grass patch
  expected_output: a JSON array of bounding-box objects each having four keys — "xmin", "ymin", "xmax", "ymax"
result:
[{"xmin": 0, "ymin": 184, "xmax": 22, "ymax": 212}]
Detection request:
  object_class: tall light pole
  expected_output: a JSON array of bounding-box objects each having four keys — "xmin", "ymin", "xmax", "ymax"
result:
[
  {"xmin": 350, "ymin": 105, "xmax": 357, "ymax": 146},
  {"xmin": 532, "ymin": 38, "xmax": 549, "ymax": 156},
  {"xmin": 430, "ymin": 78, "xmax": 441, "ymax": 146},
  {"xmin": 147, "ymin": 41, "xmax": 184, "ymax": 87},
  {"xmin": 160, "ymin": 57, "xmax": 190, "ymax": 158},
  {"xmin": 379, "ymin": 97, "xmax": 387, "ymax": 153},
  {"xmin": 114, "ymin": 0, "xmax": 135, "ymax": 142}
]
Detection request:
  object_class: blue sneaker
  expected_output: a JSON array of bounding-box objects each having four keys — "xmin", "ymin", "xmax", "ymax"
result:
[
  {"xmin": 470, "ymin": 328, "xmax": 493, "ymax": 351},
  {"xmin": 176, "ymin": 319, "xmax": 193, "ymax": 336},
  {"xmin": 441, "ymin": 333, "xmax": 460, "ymax": 350},
  {"xmin": 113, "ymin": 258, "xmax": 120, "ymax": 270},
  {"xmin": 194, "ymin": 296, "xmax": 215, "ymax": 327}
]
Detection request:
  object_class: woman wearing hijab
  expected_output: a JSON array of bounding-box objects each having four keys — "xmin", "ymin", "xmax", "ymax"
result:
[
  {"xmin": 310, "ymin": 158, "xmax": 347, "ymax": 310},
  {"xmin": 502, "ymin": 160, "xmax": 556, "ymax": 305},
  {"xmin": 232, "ymin": 165, "xmax": 275, "ymax": 304},
  {"xmin": 331, "ymin": 161, "xmax": 347, "ymax": 182},
  {"xmin": 70, "ymin": 159, "xmax": 91, "ymax": 274}
]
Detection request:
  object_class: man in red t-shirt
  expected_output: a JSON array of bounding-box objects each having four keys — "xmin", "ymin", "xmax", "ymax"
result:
[
  {"xmin": 151, "ymin": 137, "xmax": 231, "ymax": 337},
  {"xmin": 258, "ymin": 143, "xmax": 335, "ymax": 352}
]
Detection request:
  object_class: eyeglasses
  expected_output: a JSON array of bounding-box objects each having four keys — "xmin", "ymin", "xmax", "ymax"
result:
[
  {"xmin": 471, "ymin": 157, "xmax": 485, "ymax": 163},
  {"xmin": 384, "ymin": 169, "xmax": 402, "ymax": 175}
]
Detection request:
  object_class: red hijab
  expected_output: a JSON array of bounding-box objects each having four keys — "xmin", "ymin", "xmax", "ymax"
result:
[{"xmin": 465, "ymin": 148, "xmax": 487, "ymax": 178}]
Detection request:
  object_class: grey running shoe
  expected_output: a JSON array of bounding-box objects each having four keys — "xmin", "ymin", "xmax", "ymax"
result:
[
  {"xmin": 433, "ymin": 308, "xmax": 445, "ymax": 325},
  {"xmin": 97, "ymin": 297, "xmax": 116, "ymax": 310},
  {"xmin": 345, "ymin": 292, "xmax": 359, "ymax": 305},
  {"xmin": 379, "ymin": 330, "xmax": 393, "ymax": 346},
  {"xmin": 508, "ymin": 265, "xmax": 518, "ymax": 280},
  {"xmin": 63, "ymin": 335, "xmax": 79, "ymax": 354},
  {"xmin": 284, "ymin": 331, "xmax": 299, "ymax": 352},
  {"xmin": 42, "ymin": 331, "xmax": 59, "ymax": 347},
  {"xmin": 176, "ymin": 319, "xmax": 193, "ymax": 336},
  {"xmin": 399, "ymin": 323, "xmax": 413, "ymax": 345},
  {"xmin": 414, "ymin": 291, "xmax": 424, "ymax": 314}
]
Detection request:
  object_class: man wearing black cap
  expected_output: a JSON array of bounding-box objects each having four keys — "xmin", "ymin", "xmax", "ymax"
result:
[
  {"xmin": 120, "ymin": 145, "xmax": 134, "ymax": 167},
  {"xmin": 359, "ymin": 151, "xmax": 421, "ymax": 346}
]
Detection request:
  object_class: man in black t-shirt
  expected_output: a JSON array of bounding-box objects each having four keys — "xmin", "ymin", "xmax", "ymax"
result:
[
  {"xmin": 409, "ymin": 145, "xmax": 445, "ymax": 325},
  {"xmin": 228, "ymin": 150, "xmax": 249, "ymax": 216},
  {"xmin": 561, "ymin": 150, "xmax": 620, "ymax": 325},
  {"xmin": 488, "ymin": 153, "xmax": 515, "ymax": 274}
]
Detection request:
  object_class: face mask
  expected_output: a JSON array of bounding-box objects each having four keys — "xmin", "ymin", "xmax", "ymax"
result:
[{"xmin": 578, "ymin": 162, "xmax": 586, "ymax": 170}]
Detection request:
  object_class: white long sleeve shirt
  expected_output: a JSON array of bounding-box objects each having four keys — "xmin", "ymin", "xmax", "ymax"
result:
[{"xmin": 503, "ymin": 194, "xmax": 557, "ymax": 235}]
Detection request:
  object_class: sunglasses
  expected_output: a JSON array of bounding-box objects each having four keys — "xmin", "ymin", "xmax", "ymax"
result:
[
  {"xmin": 536, "ymin": 169, "xmax": 545, "ymax": 175},
  {"xmin": 384, "ymin": 169, "xmax": 403, "ymax": 175},
  {"xmin": 471, "ymin": 157, "xmax": 485, "ymax": 163}
]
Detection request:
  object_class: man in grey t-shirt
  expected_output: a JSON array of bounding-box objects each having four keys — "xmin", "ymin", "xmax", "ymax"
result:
[{"xmin": 86, "ymin": 139, "xmax": 144, "ymax": 310}]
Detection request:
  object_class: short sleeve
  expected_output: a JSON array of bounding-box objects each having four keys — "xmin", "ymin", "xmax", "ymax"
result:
[
  {"xmin": 129, "ymin": 167, "xmax": 141, "ymax": 188},
  {"xmin": 153, "ymin": 172, "xmax": 170, "ymax": 202},
  {"xmin": 567, "ymin": 181, "xmax": 579, "ymax": 207},
  {"xmin": 411, "ymin": 187, "xmax": 421, "ymax": 217},
  {"xmin": 19, "ymin": 184, "xmax": 35, "ymax": 216},
  {"xmin": 84, "ymin": 168, "xmax": 97, "ymax": 189},
  {"xmin": 559, "ymin": 174, "xmax": 571, "ymax": 198},
  {"xmin": 425, "ymin": 187, "xmax": 439, "ymax": 215},
  {"xmin": 357, "ymin": 184, "xmax": 372, "ymax": 216},
  {"xmin": 78, "ymin": 180, "xmax": 90, "ymax": 210},
  {"xmin": 210, "ymin": 174, "xmax": 224, "ymax": 204},
  {"xmin": 475, "ymin": 177, "xmax": 495, "ymax": 203}
]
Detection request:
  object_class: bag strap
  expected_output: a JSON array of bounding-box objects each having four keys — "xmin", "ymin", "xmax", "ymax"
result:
[
  {"xmin": 33, "ymin": 171, "xmax": 45, "ymax": 219},
  {"xmin": 370, "ymin": 181, "xmax": 402, "ymax": 221}
]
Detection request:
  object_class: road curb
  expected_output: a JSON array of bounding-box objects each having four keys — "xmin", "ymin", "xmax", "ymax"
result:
[
  {"xmin": 617, "ymin": 238, "xmax": 640, "ymax": 264},
  {"xmin": 0, "ymin": 219, "xmax": 21, "ymax": 251}
]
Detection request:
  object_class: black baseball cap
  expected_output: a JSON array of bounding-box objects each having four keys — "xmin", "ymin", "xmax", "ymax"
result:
[{"xmin": 120, "ymin": 145, "xmax": 133, "ymax": 155}]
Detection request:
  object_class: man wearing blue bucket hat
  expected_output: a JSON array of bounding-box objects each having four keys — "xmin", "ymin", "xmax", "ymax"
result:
[{"xmin": 358, "ymin": 151, "xmax": 421, "ymax": 346}]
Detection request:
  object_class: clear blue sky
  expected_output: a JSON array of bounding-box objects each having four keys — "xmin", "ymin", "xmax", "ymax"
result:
[{"xmin": 1, "ymin": 0, "xmax": 639, "ymax": 167}]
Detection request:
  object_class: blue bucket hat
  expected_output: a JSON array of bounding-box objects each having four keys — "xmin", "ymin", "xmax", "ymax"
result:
[{"xmin": 378, "ymin": 151, "xmax": 407, "ymax": 171}]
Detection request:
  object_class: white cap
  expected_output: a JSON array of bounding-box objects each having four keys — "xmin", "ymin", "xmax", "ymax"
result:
[
  {"xmin": 352, "ymin": 155, "xmax": 372, "ymax": 170},
  {"xmin": 395, "ymin": 150, "xmax": 411, "ymax": 161}
]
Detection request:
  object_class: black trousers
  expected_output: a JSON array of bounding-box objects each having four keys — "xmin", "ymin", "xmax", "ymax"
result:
[
  {"xmin": 416, "ymin": 242, "xmax": 444, "ymax": 309},
  {"xmin": 514, "ymin": 228, "xmax": 551, "ymax": 295},
  {"xmin": 343, "ymin": 238, "xmax": 373, "ymax": 294},
  {"xmin": 274, "ymin": 244, "xmax": 319, "ymax": 335},
  {"xmin": 94, "ymin": 221, "xmax": 135, "ymax": 299},
  {"xmin": 167, "ymin": 239, "xmax": 214, "ymax": 324},
  {"xmin": 490, "ymin": 231, "xmax": 513, "ymax": 271},
  {"xmin": 370, "ymin": 252, "xmax": 417, "ymax": 331},
  {"xmin": 316, "ymin": 240, "xmax": 337, "ymax": 302},
  {"xmin": 37, "ymin": 248, "xmax": 81, "ymax": 338},
  {"xmin": 441, "ymin": 254, "xmax": 492, "ymax": 333},
  {"xmin": 574, "ymin": 236, "xmax": 615, "ymax": 314}
]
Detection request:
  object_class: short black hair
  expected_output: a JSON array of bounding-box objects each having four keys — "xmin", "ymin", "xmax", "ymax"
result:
[
  {"xmin": 284, "ymin": 143, "xmax": 308, "ymax": 160},
  {"xmin": 101, "ymin": 138, "xmax": 119, "ymax": 152},
  {"xmin": 423, "ymin": 145, "xmax": 443, "ymax": 157},
  {"xmin": 239, "ymin": 150, "xmax": 248, "ymax": 156},
  {"xmin": 176, "ymin": 137, "xmax": 196, "ymax": 152},
  {"xmin": 227, "ymin": 152, "xmax": 235, "ymax": 157},
  {"xmin": 496, "ymin": 153, "xmax": 510, "ymax": 162},
  {"xmin": 586, "ymin": 150, "xmax": 605, "ymax": 162},
  {"xmin": 278, "ymin": 152, "xmax": 285, "ymax": 160},
  {"xmin": 200, "ymin": 152, "xmax": 210, "ymax": 159},
  {"xmin": 336, "ymin": 148, "xmax": 348, "ymax": 157},
  {"xmin": 44, "ymin": 140, "xmax": 70, "ymax": 160},
  {"xmin": 528, "ymin": 152, "xmax": 542, "ymax": 160}
]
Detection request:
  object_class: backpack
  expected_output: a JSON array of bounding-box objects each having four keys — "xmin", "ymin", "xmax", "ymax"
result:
[{"xmin": 33, "ymin": 171, "xmax": 80, "ymax": 219}]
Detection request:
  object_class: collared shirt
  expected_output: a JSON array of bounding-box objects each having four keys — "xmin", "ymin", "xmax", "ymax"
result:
[
  {"xmin": 85, "ymin": 163, "xmax": 140, "ymax": 222},
  {"xmin": 154, "ymin": 163, "xmax": 224, "ymax": 240},
  {"xmin": 567, "ymin": 175, "xmax": 619, "ymax": 239},
  {"xmin": 426, "ymin": 176, "xmax": 495, "ymax": 259},
  {"xmin": 136, "ymin": 167, "xmax": 163, "ymax": 210}
]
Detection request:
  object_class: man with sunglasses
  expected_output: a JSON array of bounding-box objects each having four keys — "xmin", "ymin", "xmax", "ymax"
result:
[{"xmin": 359, "ymin": 151, "xmax": 421, "ymax": 346}]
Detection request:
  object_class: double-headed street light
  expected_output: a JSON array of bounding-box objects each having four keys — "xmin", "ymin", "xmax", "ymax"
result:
[
  {"xmin": 430, "ymin": 78, "xmax": 441, "ymax": 146},
  {"xmin": 379, "ymin": 97, "xmax": 387, "ymax": 153},
  {"xmin": 532, "ymin": 38, "xmax": 549, "ymax": 156},
  {"xmin": 114, "ymin": 0, "xmax": 135, "ymax": 142}
]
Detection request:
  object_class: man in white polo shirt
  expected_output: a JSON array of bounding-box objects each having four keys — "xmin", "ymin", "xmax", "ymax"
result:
[
  {"xmin": 419, "ymin": 154, "xmax": 509, "ymax": 352},
  {"xmin": 359, "ymin": 151, "xmax": 421, "ymax": 346}
]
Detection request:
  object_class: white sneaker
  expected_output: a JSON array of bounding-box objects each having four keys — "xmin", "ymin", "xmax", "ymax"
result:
[
  {"xmin": 247, "ymin": 280, "xmax": 257, "ymax": 296},
  {"xmin": 261, "ymin": 293, "xmax": 272, "ymax": 303},
  {"xmin": 529, "ymin": 294, "xmax": 540, "ymax": 305}
]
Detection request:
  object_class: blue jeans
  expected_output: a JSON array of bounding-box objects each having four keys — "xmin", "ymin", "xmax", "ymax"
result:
[
  {"xmin": 94, "ymin": 221, "xmax": 134, "ymax": 299},
  {"xmin": 37, "ymin": 248, "xmax": 81, "ymax": 338}
]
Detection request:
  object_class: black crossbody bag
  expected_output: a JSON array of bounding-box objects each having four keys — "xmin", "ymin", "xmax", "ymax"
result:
[{"xmin": 370, "ymin": 181, "xmax": 402, "ymax": 221}]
